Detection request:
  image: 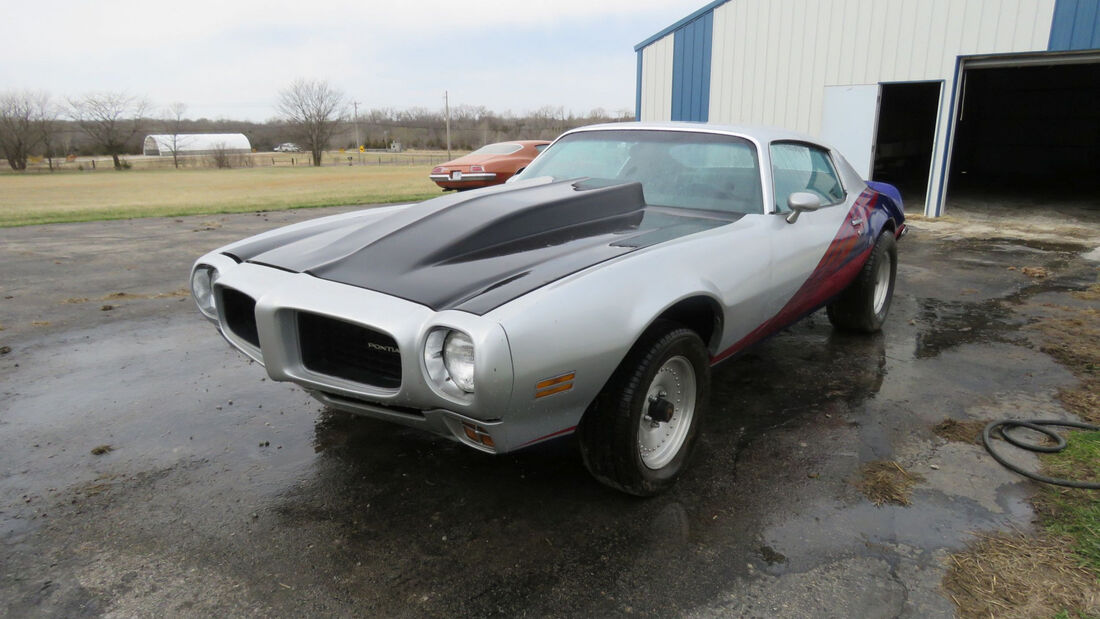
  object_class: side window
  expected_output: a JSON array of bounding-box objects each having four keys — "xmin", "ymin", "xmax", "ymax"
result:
[{"xmin": 770, "ymin": 142, "xmax": 846, "ymax": 212}]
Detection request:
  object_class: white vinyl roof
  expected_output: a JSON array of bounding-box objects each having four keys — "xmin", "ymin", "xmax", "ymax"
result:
[{"xmin": 143, "ymin": 133, "xmax": 251, "ymax": 154}]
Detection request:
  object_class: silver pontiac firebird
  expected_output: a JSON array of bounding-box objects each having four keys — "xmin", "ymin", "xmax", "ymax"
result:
[{"xmin": 191, "ymin": 122, "xmax": 906, "ymax": 495}]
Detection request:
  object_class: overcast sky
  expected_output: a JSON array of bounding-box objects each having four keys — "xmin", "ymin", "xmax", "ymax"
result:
[{"xmin": 4, "ymin": 0, "xmax": 705, "ymax": 121}]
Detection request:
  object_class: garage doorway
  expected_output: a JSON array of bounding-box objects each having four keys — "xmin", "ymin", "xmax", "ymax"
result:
[
  {"xmin": 947, "ymin": 58, "xmax": 1100, "ymax": 211},
  {"xmin": 871, "ymin": 82, "xmax": 941, "ymax": 204}
]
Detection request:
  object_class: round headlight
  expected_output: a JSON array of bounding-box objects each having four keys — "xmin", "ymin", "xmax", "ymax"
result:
[
  {"xmin": 442, "ymin": 331, "xmax": 475, "ymax": 393},
  {"xmin": 190, "ymin": 265, "xmax": 219, "ymax": 318}
]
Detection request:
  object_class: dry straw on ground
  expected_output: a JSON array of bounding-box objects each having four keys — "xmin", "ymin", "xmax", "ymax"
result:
[
  {"xmin": 943, "ymin": 531, "xmax": 1099, "ymax": 619},
  {"xmin": 933, "ymin": 418, "xmax": 990, "ymax": 445},
  {"xmin": 856, "ymin": 460, "xmax": 924, "ymax": 506}
]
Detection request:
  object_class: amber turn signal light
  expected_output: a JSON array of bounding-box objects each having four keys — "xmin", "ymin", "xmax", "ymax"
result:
[{"xmin": 535, "ymin": 372, "xmax": 575, "ymax": 398}]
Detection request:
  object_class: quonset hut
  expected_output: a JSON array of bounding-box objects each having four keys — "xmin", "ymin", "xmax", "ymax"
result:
[{"xmin": 142, "ymin": 133, "xmax": 252, "ymax": 157}]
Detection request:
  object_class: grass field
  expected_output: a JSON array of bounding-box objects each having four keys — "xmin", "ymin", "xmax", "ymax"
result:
[{"xmin": 0, "ymin": 165, "xmax": 445, "ymax": 227}]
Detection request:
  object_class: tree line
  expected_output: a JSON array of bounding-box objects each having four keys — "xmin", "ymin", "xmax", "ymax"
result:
[{"xmin": 0, "ymin": 80, "xmax": 633, "ymax": 171}]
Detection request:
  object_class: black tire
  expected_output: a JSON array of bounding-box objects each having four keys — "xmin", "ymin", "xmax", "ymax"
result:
[
  {"xmin": 577, "ymin": 321, "xmax": 710, "ymax": 496},
  {"xmin": 826, "ymin": 230, "xmax": 897, "ymax": 333}
]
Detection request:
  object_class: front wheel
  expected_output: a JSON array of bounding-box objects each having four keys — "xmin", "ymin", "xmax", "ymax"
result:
[
  {"xmin": 827, "ymin": 230, "xmax": 897, "ymax": 332},
  {"xmin": 578, "ymin": 322, "xmax": 710, "ymax": 496}
]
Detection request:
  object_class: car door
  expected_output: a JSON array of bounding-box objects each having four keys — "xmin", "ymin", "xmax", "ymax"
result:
[{"xmin": 763, "ymin": 141, "xmax": 874, "ymax": 326}]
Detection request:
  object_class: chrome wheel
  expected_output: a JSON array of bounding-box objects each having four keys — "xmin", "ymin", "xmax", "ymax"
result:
[
  {"xmin": 872, "ymin": 247, "xmax": 892, "ymax": 315},
  {"xmin": 638, "ymin": 355, "xmax": 697, "ymax": 470}
]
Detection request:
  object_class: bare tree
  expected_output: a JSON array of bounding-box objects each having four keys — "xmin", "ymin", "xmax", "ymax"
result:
[
  {"xmin": 36, "ymin": 97, "xmax": 60, "ymax": 171},
  {"xmin": 0, "ymin": 90, "xmax": 51, "ymax": 170},
  {"xmin": 69, "ymin": 92, "xmax": 150, "ymax": 170},
  {"xmin": 207, "ymin": 142, "xmax": 231, "ymax": 169},
  {"xmin": 276, "ymin": 79, "xmax": 347, "ymax": 166},
  {"xmin": 162, "ymin": 102, "xmax": 190, "ymax": 169}
]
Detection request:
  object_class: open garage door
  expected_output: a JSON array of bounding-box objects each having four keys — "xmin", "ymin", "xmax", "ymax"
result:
[
  {"xmin": 872, "ymin": 82, "xmax": 941, "ymax": 206},
  {"xmin": 946, "ymin": 53, "xmax": 1100, "ymax": 214}
]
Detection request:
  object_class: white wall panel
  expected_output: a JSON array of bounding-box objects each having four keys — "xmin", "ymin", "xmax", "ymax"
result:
[
  {"xmin": 708, "ymin": 0, "xmax": 1055, "ymax": 132},
  {"xmin": 639, "ymin": 34, "xmax": 675, "ymax": 122},
  {"xmin": 822, "ymin": 85, "xmax": 881, "ymax": 177}
]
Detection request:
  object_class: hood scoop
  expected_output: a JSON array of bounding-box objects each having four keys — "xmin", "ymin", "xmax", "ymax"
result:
[
  {"xmin": 415, "ymin": 179, "xmax": 646, "ymax": 265},
  {"xmin": 247, "ymin": 178, "xmax": 727, "ymax": 314}
]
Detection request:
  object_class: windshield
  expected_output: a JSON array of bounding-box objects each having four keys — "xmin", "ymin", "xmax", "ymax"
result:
[
  {"xmin": 516, "ymin": 130, "xmax": 763, "ymax": 214},
  {"xmin": 470, "ymin": 143, "xmax": 523, "ymax": 155}
]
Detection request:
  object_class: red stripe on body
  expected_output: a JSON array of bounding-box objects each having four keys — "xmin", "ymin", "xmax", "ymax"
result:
[
  {"xmin": 516, "ymin": 425, "xmax": 577, "ymax": 448},
  {"xmin": 711, "ymin": 190, "xmax": 878, "ymax": 364}
]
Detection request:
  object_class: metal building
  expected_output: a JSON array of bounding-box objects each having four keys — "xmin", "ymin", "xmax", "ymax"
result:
[
  {"xmin": 142, "ymin": 133, "xmax": 252, "ymax": 157},
  {"xmin": 635, "ymin": 0, "xmax": 1100, "ymax": 216}
]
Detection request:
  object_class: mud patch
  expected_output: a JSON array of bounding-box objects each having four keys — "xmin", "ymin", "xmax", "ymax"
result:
[
  {"xmin": 99, "ymin": 289, "xmax": 189, "ymax": 302},
  {"xmin": 60, "ymin": 290, "xmax": 190, "ymax": 307},
  {"xmin": 856, "ymin": 461, "xmax": 924, "ymax": 507},
  {"xmin": 909, "ymin": 210, "xmax": 1100, "ymax": 248},
  {"xmin": 943, "ymin": 531, "xmax": 1099, "ymax": 619},
  {"xmin": 933, "ymin": 418, "xmax": 989, "ymax": 445},
  {"xmin": 1072, "ymin": 284, "xmax": 1100, "ymax": 301},
  {"xmin": 1028, "ymin": 307, "xmax": 1100, "ymax": 425}
]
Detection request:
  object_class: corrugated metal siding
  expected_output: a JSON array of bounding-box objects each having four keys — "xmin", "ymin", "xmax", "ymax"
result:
[
  {"xmin": 639, "ymin": 34, "xmax": 675, "ymax": 122},
  {"xmin": 702, "ymin": 0, "xmax": 1058, "ymax": 215},
  {"xmin": 1049, "ymin": 0, "xmax": 1100, "ymax": 49},
  {"xmin": 671, "ymin": 12, "xmax": 713, "ymax": 121},
  {"xmin": 708, "ymin": 0, "xmax": 1057, "ymax": 134}
]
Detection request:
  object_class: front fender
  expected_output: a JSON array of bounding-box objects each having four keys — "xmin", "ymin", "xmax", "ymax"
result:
[{"xmin": 485, "ymin": 227, "xmax": 750, "ymax": 447}]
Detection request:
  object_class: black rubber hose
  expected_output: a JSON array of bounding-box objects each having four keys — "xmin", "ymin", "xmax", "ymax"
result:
[{"xmin": 982, "ymin": 419, "xmax": 1100, "ymax": 490}]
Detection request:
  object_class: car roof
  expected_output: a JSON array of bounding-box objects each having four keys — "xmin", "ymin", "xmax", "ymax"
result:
[{"xmin": 560, "ymin": 121, "xmax": 826, "ymax": 149}]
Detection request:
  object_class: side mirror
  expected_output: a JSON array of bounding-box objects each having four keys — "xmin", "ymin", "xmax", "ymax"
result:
[{"xmin": 785, "ymin": 192, "xmax": 822, "ymax": 224}]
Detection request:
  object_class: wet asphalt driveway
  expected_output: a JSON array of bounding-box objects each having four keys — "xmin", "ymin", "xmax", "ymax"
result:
[{"xmin": 1, "ymin": 205, "xmax": 1097, "ymax": 617}]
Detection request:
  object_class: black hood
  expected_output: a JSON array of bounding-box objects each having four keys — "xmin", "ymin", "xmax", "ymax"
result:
[{"xmin": 230, "ymin": 179, "xmax": 737, "ymax": 315}]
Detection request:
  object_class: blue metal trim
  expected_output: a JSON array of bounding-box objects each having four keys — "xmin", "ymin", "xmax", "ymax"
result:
[
  {"xmin": 1050, "ymin": 0, "xmax": 1100, "ymax": 50},
  {"xmin": 671, "ymin": 11, "xmax": 713, "ymax": 122},
  {"xmin": 700, "ymin": 13, "xmax": 712, "ymax": 122},
  {"xmin": 634, "ymin": 0, "xmax": 728, "ymax": 51},
  {"xmin": 672, "ymin": 27, "xmax": 687, "ymax": 119},
  {"xmin": 635, "ymin": 50, "xmax": 643, "ymax": 120}
]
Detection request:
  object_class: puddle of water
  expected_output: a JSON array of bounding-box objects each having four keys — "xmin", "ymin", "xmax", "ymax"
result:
[{"xmin": 914, "ymin": 297, "xmax": 1025, "ymax": 359}]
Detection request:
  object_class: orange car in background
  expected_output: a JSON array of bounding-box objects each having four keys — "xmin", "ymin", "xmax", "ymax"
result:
[{"xmin": 430, "ymin": 140, "xmax": 550, "ymax": 190}]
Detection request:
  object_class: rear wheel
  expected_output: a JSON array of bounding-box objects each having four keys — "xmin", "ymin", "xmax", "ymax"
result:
[
  {"xmin": 578, "ymin": 322, "xmax": 710, "ymax": 496},
  {"xmin": 827, "ymin": 230, "xmax": 897, "ymax": 332}
]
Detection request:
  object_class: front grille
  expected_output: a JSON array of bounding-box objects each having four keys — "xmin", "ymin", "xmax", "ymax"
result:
[
  {"xmin": 298, "ymin": 312, "xmax": 402, "ymax": 388},
  {"xmin": 221, "ymin": 288, "xmax": 259, "ymax": 348}
]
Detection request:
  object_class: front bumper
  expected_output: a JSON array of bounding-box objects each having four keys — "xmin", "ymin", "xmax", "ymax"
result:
[
  {"xmin": 197, "ymin": 255, "xmax": 531, "ymax": 452},
  {"xmin": 429, "ymin": 172, "xmax": 497, "ymax": 182}
]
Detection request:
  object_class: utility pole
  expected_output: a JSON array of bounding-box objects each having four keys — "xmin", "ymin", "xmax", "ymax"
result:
[
  {"xmin": 444, "ymin": 90, "xmax": 451, "ymax": 159},
  {"xmin": 353, "ymin": 101, "xmax": 361, "ymax": 165}
]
